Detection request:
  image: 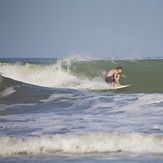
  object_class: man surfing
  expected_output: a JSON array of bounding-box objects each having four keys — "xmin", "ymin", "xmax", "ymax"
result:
[{"xmin": 105, "ymin": 67, "xmax": 126, "ymax": 87}]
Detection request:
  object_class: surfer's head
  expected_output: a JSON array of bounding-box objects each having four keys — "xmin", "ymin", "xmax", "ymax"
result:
[{"xmin": 116, "ymin": 67, "xmax": 123, "ymax": 73}]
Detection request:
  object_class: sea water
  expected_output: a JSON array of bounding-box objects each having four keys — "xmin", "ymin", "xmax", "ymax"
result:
[{"xmin": 0, "ymin": 57, "xmax": 163, "ymax": 163}]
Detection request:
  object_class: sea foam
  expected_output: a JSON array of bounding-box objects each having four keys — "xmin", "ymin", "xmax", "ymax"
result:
[
  {"xmin": 0, "ymin": 57, "xmax": 109, "ymax": 90},
  {"xmin": 0, "ymin": 132, "xmax": 163, "ymax": 157}
]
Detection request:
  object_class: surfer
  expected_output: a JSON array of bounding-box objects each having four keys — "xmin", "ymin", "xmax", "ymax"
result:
[{"xmin": 105, "ymin": 67, "xmax": 126, "ymax": 87}]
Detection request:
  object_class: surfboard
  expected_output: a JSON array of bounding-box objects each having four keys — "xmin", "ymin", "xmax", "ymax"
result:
[
  {"xmin": 90, "ymin": 84, "xmax": 131, "ymax": 91},
  {"xmin": 116, "ymin": 84, "xmax": 131, "ymax": 89}
]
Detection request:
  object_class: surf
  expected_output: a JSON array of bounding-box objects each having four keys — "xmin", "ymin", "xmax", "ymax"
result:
[
  {"xmin": 0, "ymin": 56, "xmax": 163, "ymax": 93},
  {"xmin": 0, "ymin": 132, "xmax": 163, "ymax": 158}
]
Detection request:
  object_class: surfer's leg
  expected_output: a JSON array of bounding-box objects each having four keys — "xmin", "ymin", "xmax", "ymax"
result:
[
  {"xmin": 105, "ymin": 77, "xmax": 117, "ymax": 87},
  {"xmin": 114, "ymin": 74, "xmax": 121, "ymax": 86},
  {"xmin": 111, "ymin": 82, "xmax": 115, "ymax": 86},
  {"xmin": 105, "ymin": 77, "xmax": 112, "ymax": 84},
  {"xmin": 114, "ymin": 83, "xmax": 119, "ymax": 87}
]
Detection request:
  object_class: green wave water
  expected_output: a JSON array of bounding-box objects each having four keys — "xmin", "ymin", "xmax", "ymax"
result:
[{"xmin": 0, "ymin": 57, "xmax": 163, "ymax": 93}]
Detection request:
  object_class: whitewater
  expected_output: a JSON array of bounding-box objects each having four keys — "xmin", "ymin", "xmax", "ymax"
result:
[{"xmin": 0, "ymin": 57, "xmax": 163, "ymax": 163}]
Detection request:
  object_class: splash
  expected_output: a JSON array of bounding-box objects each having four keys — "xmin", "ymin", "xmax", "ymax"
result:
[
  {"xmin": 0, "ymin": 56, "xmax": 163, "ymax": 92},
  {"xmin": 0, "ymin": 132, "xmax": 163, "ymax": 157},
  {"xmin": 0, "ymin": 57, "xmax": 109, "ymax": 90}
]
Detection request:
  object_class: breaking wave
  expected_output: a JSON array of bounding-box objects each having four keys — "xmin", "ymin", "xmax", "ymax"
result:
[
  {"xmin": 0, "ymin": 56, "xmax": 163, "ymax": 93},
  {"xmin": 1, "ymin": 132, "xmax": 163, "ymax": 157}
]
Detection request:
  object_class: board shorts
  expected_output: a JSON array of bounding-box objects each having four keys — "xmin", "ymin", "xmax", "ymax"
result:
[{"xmin": 105, "ymin": 76, "xmax": 115, "ymax": 84}]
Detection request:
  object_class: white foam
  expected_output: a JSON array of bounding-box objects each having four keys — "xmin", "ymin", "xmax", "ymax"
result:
[
  {"xmin": 0, "ymin": 132, "xmax": 163, "ymax": 157},
  {"xmin": 40, "ymin": 93, "xmax": 75, "ymax": 103},
  {"xmin": 0, "ymin": 87, "xmax": 16, "ymax": 98},
  {"xmin": 0, "ymin": 58, "xmax": 109, "ymax": 90},
  {"xmin": 0, "ymin": 93, "xmax": 163, "ymax": 157},
  {"xmin": 1, "ymin": 94, "xmax": 163, "ymax": 135},
  {"xmin": 0, "ymin": 103, "xmax": 36, "ymax": 111}
]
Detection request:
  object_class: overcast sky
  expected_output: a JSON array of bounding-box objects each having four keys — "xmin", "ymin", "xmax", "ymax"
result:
[{"xmin": 0, "ymin": 0, "xmax": 163, "ymax": 58}]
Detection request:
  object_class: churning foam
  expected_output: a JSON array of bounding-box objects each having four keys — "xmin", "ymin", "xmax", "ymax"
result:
[
  {"xmin": 0, "ymin": 57, "xmax": 109, "ymax": 90},
  {"xmin": 0, "ymin": 132, "xmax": 163, "ymax": 157}
]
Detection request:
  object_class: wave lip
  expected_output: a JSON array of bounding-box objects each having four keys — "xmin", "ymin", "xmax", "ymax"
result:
[{"xmin": 0, "ymin": 132, "xmax": 163, "ymax": 157}]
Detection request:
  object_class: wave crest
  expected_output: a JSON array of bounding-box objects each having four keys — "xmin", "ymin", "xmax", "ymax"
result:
[{"xmin": 1, "ymin": 132, "xmax": 163, "ymax": 157}]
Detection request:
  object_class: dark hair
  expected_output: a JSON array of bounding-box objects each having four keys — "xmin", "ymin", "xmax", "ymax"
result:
[{"xmin": 116, "ymin": 67, "xmax": 123, "ymax": 70}]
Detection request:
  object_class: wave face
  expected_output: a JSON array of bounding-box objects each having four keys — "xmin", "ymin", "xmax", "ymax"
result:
[{"xmin": 0, "ymin": 57, "xmax": 163, "ymax": 93}]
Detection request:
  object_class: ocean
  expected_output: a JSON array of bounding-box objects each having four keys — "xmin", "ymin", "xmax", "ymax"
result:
[{"xmin": 0, "ymin": 56, "xmax": 163, "ymax": 163}]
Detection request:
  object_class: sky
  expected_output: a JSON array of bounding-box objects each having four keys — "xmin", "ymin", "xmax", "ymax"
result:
[{"xmin": 0, "ymin": 0, "xmax": 163, "ymax": 58}]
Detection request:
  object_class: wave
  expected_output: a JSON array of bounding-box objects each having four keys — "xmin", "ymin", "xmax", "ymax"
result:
[
  {"xmin": 0, "ymin": 57, "xmax": 109, "ymax": 91},
  {"xmin": 0, "ymin": 56, "xmax": 163, "ymax": 93},
  {"xmin": 0, "ymin": 132, "xmax": 163, "ymax": 157}
]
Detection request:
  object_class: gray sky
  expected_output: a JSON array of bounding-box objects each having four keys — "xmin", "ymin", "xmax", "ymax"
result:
[{"xmin": 0, "ymin": 0, "xmax": 163, "ymax": 58}]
